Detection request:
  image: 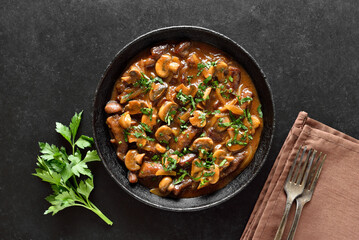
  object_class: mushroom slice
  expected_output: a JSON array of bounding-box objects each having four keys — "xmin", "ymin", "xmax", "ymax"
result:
[
  {"xmin": 124, "ymin": 100, "xmax": 150, "ymax": 115},
  {"xmin": 119, "ymin": 111, "xmax": 131, "ymax": 129},
  {"xmin": 135, "ymin": 153, "xmax": 145, "ymax": 165},
  {"xmin": 155, "ymin": 54, "xmax": 172, "ymax": 78},
  {"xmin": 141, "ymin": 140, "xmax": 157, "ymax": 153},
  {"xmin": 159, "ymin": 177, "xmax": 174, "ymax": 193},
  {"xmin": 121, "ymin": 66, "xmax": 142, "ymax": 84},
  {"xmin": 169, "ymin": 61, "xmax": 180, "ymax": 73},
  {"xmin": 150, "ymin": 188, "xmax": 170, "ymax": 197},
  {"xmin": 214, "ymin": 116, "xmax": 231, "ymax": 132},
  {"xmin": 202, "ymin": 87, "xmax": 212, "ymax": 101},
  {"xmin": 149, "ymin": 82, "xmax": 168, "ymax": 101},
  {"xmin": 215, "ymin": 61, "xmax": 228, "ymax": 82},
  {"xmin": 213, "ymin": 149, "xmax": 227, "ymax": 165},
  {"xmin": 179, "ymin": 108, "xmax": 191, "ymax": 122},
  {"xmin": 175, "ymin": 108, "xmax": 191, "ymax": 125},
  {"xmin": 161, "ymin": 154, "xmax": 179, "ymax": 170},
  {"xmin": 202, "ymin": 66, "xmax": 215, "ymax": 79},
  {"xmin": 155, "ymin": 143, "xmax": 167, "ymax": 153},
  {"xmin": 125, "ymin": 150, "xmax": 143, "ymax": 171},
  {"xmin": 190, "ymin": 137, "xmax": 214, "ymax": 152},
  {"xmin": 141, "ymin": 113, "xmax": 157, "ymax": 130},
  {"xmin": 155, "ymin": 125, "xmax": 174, "ymax": 143},
  {"xmin": 127, "ymin": 127, "xmax": 148, "ymax": 146},
  {"xmin": 158, "ymin": 101, "xmax": 178, "ymax": 122},
  {"xmin": 243, "ymin": 115, "xmax": 261, "ymax": 134},
  {"xmin": 191, "ymin": 158, "xmax": 204, "ymax": 179},
  {"xmin": 119, "ymin": 88, "xmax": 143, "ymax": 104},
  {"xmin": 224, "ymin": 105, "xmax": 244, "ymax": 115},
  {"xmin": 251, "ymin": 115, "xmax": 261, "ymax": 129},
  {"xmin": 140, "ymin": 57, "xmax": 156, "ymax": 68},
  {"xmin": 189, "ymin": 110, "xmax": 207, "ymax": 128},
  {"xmin": 209, "ymin": 165, "xmax": 220, "ymax": 184},
  {"xmin": 212, "ymin": 149, "xmax": 232, "ymax": 168},
  {"xmin": 105, "ymin": 100, "xmax": 122, "ymax": 114},
  {"xmin": 165, "ymin": 85, "xmax": 177, "ymax": 102},
  {"xmin": 155, "ymin": 169, "xmax": 176, "ymax": 176},
  {"xmin": 197, "ymin": 165, "xmax": 220, "ymax": 189},
  {"xmin": 226, "ymin": 128, "xmax": 247, "ymax": 152},
  {"xmin": 215, "ymin": 88, "xmax": 227, "ymax": 105},
  {"xmin": 106, "ymin": 115, "xmax": 128, "ymax": 160},
  {"xmin": 175, "ymin": 84, "xmax": 198, "ymax": 97}
]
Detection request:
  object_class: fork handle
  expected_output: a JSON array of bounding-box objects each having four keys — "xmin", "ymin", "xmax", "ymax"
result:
[
  {"xmin": 287, "ymin": 200, "xmax": 305, "ymax": 240},
  {"xmin": 274, "ymin": 198, "xmax": 294, "ymax": 240}
]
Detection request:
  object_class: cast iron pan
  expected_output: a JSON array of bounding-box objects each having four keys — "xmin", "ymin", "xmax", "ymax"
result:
[{"xmin": 93, "ymin": 26, "xmax": 275, "ymax": 211}]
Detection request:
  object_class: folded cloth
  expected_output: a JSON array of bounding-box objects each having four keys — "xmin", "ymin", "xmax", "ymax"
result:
[{"xmin": 241, "ymin": 111, "xmax": 359, "ymax": 240}]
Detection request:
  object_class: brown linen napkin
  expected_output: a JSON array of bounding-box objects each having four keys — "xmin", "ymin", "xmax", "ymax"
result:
[{"xmin": 241, "ymin": 111, "xmax": 359, "ymax": 240}]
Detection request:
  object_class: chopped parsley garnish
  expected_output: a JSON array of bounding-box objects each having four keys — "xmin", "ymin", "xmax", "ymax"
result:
[
  {"xmin": 165, "ymin": 109, "xmax": 177, "ymax": 125},
  {"xmin": 162, "ymin": 153, "xmax": 177, "ymax": 171},
  {"xmin": 173, "ymin": 169, "xmax": 189, "ymax": 185},
  {"xmin": 226, "ymin": 138, "xmax": 248, "ymax": 147},
  {"xmin": 152, "ymin": 155, "xmax": 160, "ymax": 161},
  {"xmin": 246, "ymin": 109, "xmax": 252, "ymax": 124},
  {"xmin": 177, "ymin": 90, "xmax": 196, "ymax": 111},
  {"xmin": 228, "ymin": 76, "xmax": 233, "ymax": 82},
  {"xmin": 203, "ymin": 171, "xmax": 215, "ymax": 177},
  {"xmin": 219, "ymin": 159, "xmax": 227, "ymax": 167},
  {"xmin": 204, "ymin": 75, "xmax": 212, "ymax": 84},
  {"xmin": 218, "ymin": 118, "xmax": 231, "ymax": 127},
  {"xmin": 140, "ymin": 122, "xmax": 152, "ymax": 133},
  {"xmin": 258, "ymin": 104, "xmax": 263, "ymax": 118},
  {"xmin": 124, "ymin": 91, "xmax": 133, "ymax": 100},
  {"xmin": 134, "ymin": 73, "xmax": 164, "ymax": 93},
  {"xmin": 187, "ymin": 75, "xmax": 193, "ymax": 85},
  {"xmin": 140, "ymin": 107, "xmax": 153, "ymax": 120},
  {"xmin": 211, "ymin": 110, "xmax": 221, "ymax": 115},
  {"xmin": 199, "ymin": 112, "xmax": 207, "ymax": 124},
  {"xmin": 176, "ymin": 90, "xmax": 192, "ymax": 105},
  {"xmin": 197, "ymin": 61, "xmax": 217, "ymax": 76},
  {"xmin": 212, "ymin": 80, "xmax": 219, "ymax": 88},
  {"xmin": 240, "ymin": 97, "xmax": 253, "ymax": 105}
]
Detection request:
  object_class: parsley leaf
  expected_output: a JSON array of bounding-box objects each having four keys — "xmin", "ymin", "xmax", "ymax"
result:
[{"xmin": 33, "ymin": 112, "xmax": 113, "ymax": 225}]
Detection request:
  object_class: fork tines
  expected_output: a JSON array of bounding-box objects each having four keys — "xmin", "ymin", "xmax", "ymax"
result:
[{"xmin": 287, "ymin": 146, "xmax": 316, "ymax": 187}]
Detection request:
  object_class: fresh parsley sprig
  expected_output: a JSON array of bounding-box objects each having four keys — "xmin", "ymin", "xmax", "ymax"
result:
[{"xmin": 33, "ymin": 111, "xmax": 113, "ymax": 225}]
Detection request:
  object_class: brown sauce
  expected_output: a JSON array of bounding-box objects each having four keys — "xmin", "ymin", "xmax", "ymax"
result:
[{"xmin": 105, "ymin": 41, "xmax": 263, "ymax": 198}]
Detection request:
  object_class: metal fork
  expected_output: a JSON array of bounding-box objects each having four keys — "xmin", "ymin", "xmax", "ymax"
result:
[
  {"xmin": 274, "ymin": 146, "xmax": 316, "ymax": 240},
  {"xmin": 286, "ymin": 152, "xmax": 326, "ymax": 240}
]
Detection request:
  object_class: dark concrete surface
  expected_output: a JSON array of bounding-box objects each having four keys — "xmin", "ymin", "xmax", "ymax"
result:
[{"xmin": 1, "ymin": 0, "xmax": 358, "ymax": 239}]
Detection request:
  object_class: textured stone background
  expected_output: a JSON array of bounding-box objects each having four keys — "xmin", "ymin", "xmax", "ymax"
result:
[{"xmin": 1, "ymin": 0, "xmax": 358, "ymax": 239}]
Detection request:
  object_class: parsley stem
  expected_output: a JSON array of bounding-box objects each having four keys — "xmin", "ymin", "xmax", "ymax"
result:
[
  {"xmin": 84, "ymin": 203, "xmax": 113, "ymax": 226},
  {"xmin": 72, "ymin": 175, "xmax": 78, "ymax": 188}
]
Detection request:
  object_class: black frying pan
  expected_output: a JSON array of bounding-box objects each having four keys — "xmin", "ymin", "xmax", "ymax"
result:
[{"xmin": 93, "ymin": 26, "xmax": 275, "ymax": 211}]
